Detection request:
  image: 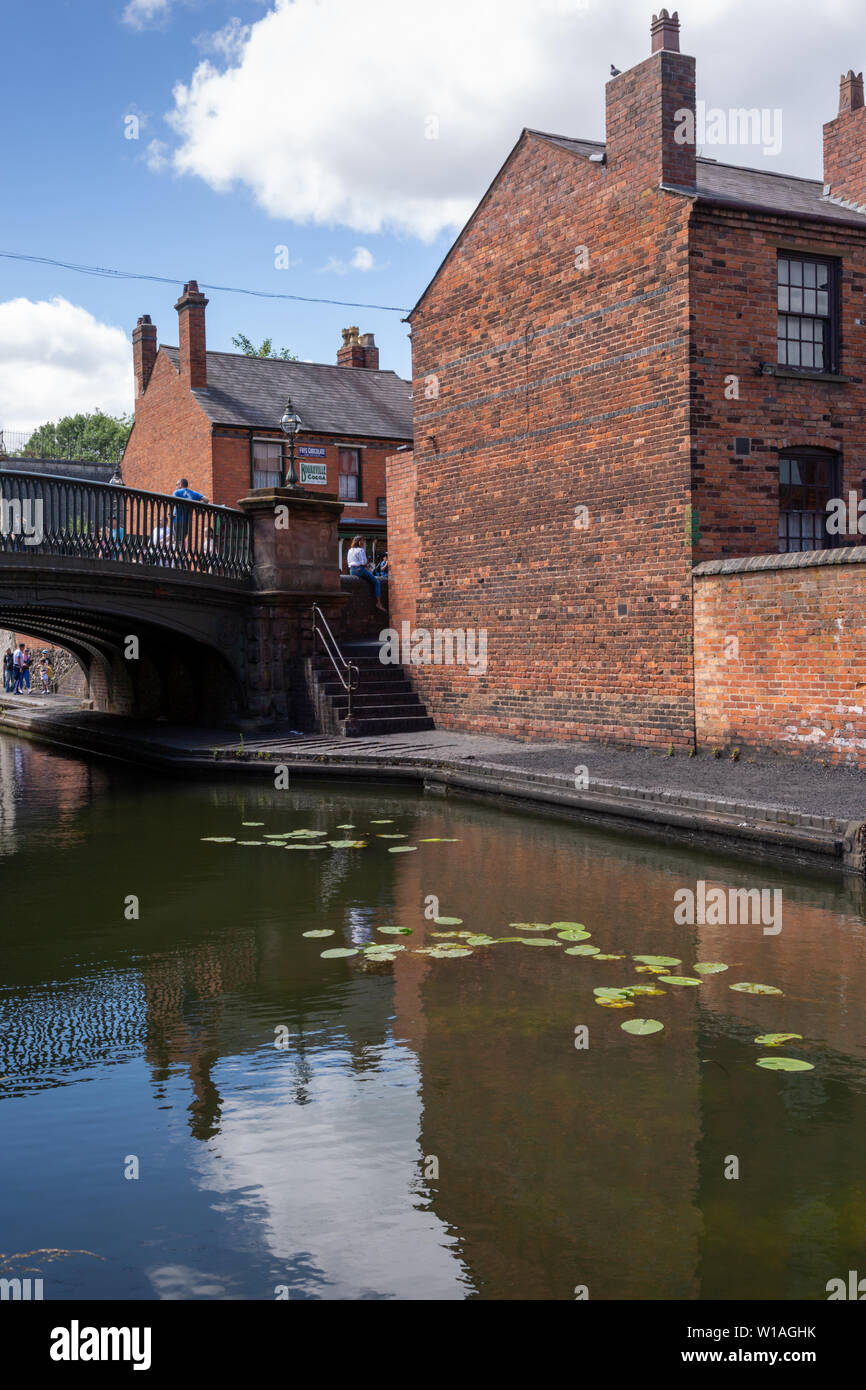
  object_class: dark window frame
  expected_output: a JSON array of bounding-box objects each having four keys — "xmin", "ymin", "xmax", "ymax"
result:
[
  {"xmin": 251, "ymin": 435, "xmax": 284, "ymax": 490},
  {"xmin": 778, "ymin": 446, "xmax": 842, "ymax": 553},
  {"xmin": 776, "ymin": 252, "xmax": 840, "ymax": 375}
]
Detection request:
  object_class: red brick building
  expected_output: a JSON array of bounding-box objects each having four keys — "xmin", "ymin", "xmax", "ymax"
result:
[
  {"xmin": 123, "ymin": 289, "xmax": 412, "ymax": 567},
  {"xmin": 388, "ymin": 10, "xmax": 866, "ymax": 760}
]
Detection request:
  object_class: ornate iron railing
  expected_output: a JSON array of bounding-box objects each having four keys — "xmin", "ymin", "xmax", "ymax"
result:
[{"xmin": 0, "ymin": 470, "xmax": 253, "ymax": 580}]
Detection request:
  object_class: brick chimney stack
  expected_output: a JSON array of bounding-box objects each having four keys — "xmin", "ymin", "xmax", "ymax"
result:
[
  {"xmin": 823, "ymin": 69, "xmax": 866, "ymax": 208},
  {"xmin": 337, "ymin": 326, "xmax": 379, "ymax": 368},
  {"xmin": 605, "ymin": 10, "xmax": 696, "ymax": 192},
  {"xmin": 175, "ymin": 280, "xmax": 209, "ymax": 389},
  {"xmin": 132, "ymin": 314, "xmax": 157, "ymax": 400}
]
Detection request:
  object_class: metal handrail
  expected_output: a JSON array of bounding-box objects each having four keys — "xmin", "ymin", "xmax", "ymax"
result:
[
  {"xmin": 311, "ymin": 603, "xmax": 360, "ymax": 719},
  {"xmin": 0, "ymin": 469, "xmax": 253, "ymax": 580}
]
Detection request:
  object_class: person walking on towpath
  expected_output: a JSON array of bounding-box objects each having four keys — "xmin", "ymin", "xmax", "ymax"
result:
[
  {"xmin": 3, "ymin": 646, "xmax": 13, "ymax": 692},
  {"xmin": 347, "ymin": 536, "xmax": 386, "ymax": 613},
  {"xmin": 13, "ymin": 642, "xmax": 30, "ymax": 694}
]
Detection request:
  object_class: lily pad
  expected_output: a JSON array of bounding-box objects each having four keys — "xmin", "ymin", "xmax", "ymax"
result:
[
  {"xmin": 508, "ymin": 922, "xmax": 552, "ymax": 931},
  {"xmin": 201, "ymin": 837, "xmax": 236, "ymax": 842},
  {"xmin": 320, "ymin": 947, "xmax": 359, "ymax": 958},
  {"xmin": 336, "ymin": 824, "xmax": 355, "ymax": 829},
  {"xmin": 596, "ymin": 997, "xmax": 634, "ymax": 1008},
  {"xmin": 236, "ymin": 840, "xmax": 265, "ymax": 846},
  {"xmin": 370, "ymin": 819, "xmax": 394, "ymax": 824},
  {"xmin": 694, "ymin": 962, "xmax": 728, "ymax": 975},
  {"xmin": 516, "ymin": 937, "xmax": 560, "ymax": 946},
  {"xmin": 378, "ymin": 926, "xmax": 412, "ymax": 935},
  {"xmin": 754, "ymin": 1033, "xmax": 803, "ymax": 1047},
  {"xmin": 284, "ymin": 843, "xmax": 328, "ymax": 850},
  {"xmin": 594, "ymin": 987, "xmax": 632, "ymax": 998},
  {"xmin": 365, "ymin": 943, "xmax": 405, "ymax": 954},
  {"xmin": 465, "ymin": 934, "xmax": 496, "ymax": 946},
  {"xmin": 633, "ymin": 954, "xmax": 682, "ymax": 967},
  {"xmin": 629, "ymin": 985, "xmax": 666, "ymax": 997},
  {"xmin": 428, "ymin": 947, "xmax": 473, "ymax": 959},
  {"xmin": 328, "ymin": 840, "xmax": 364, "ymax": 849},
  {"xmin": 730, "ymin": 982, "xmax": 784, "ymax": 996},
  {"xmin": 363, "ymin": 952, "xmax": 397, "ymax": 964},
  {"xmin": 756, "ymin": 1057, "xmax": 814, "ymax": 1072},
  {"xmin": 241, "ymin": 822, "xmax": 265, "ymax": 827},
  {"xmin": 303, "ymin": 929, "xmax": 335, "ymax": 938},
  {"xmin": 434, "ymin": 917, "xmax": 463, "ymax": 926},
  {"xmin": 621, "ymin": 1018, "xmax": 664, "ymax": 1035},
  {"xmin": 634, "ymin": 965, "xmax": 669, "ymax": 974},
  {"xmin": 658, "ymin": 975, "xmax": 701, "ymax": 987},
  {"xmin": 557, "ymin": 929, "xmax": 592, "ymax": 941},
  {"xmin": 288, "ymin": 829, "xmax": 328, "ymax": 837},
  {"xmin": 592, "ymin": 953, "xmax": 625, "ymax": 960},
  {"xmin": 377, "ymin": 834, "xmax": 408, "ymax": 839},
  {"xmin": 418, "ymin": 837, "xmax": 460, "ymax": 842},
  {"xmin": 564, "ymin": 944, "xmax": 600, "ymax": 956},
  {"xmin": 388, "ymin": 846, "xmax": 417, "ymax": 853},
  {"xmin": 551, "ymin": 922, "xmax": 587, "ymax": 931}
]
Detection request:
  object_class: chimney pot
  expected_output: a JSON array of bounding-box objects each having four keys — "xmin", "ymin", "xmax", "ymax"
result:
[
  {"xmin": 132, "ymin": 313, "xmax": 158, "ymax": 399},
  {"xmin": 174, "ymin": 280, "xmax": 209, "ymax": 390},
  {"xmin": 651, "ymin": 7, "xmax": 680, "ymax": 53},
  {"xmin": 839, "ymin": 69, "xmax": 864, "ymax": 114}
]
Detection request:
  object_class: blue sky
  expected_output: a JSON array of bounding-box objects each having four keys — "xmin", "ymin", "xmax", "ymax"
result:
[{"xmin": 1, "ymin": 0, "xmax": 865, "ymax": 432}]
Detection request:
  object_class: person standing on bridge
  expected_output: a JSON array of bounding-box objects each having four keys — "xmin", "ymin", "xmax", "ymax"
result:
[{"xmin": 172, "ymin": 477, "xmax": 207, "ymax": 557}]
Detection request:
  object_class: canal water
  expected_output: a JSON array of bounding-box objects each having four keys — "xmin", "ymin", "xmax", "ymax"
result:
[{"xmin": 1, "ymin": 734, "xmax": 865, "ymax": 1301}]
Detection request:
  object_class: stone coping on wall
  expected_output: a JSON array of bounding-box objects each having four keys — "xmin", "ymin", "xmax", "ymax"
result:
[{"xmin": 693, "ymin": 545, "xmax": 866, "ymax": 578}]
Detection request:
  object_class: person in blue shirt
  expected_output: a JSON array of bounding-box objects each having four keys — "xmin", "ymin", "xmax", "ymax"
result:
[{"xmin": 172, "ymin": 477, "xmax": 207, "ymax": 556}]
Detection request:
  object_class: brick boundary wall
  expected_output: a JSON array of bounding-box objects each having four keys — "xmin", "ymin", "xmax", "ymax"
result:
[{"xmin": 693, "ymin": 546, "xmax": 866, "ymax": 767}]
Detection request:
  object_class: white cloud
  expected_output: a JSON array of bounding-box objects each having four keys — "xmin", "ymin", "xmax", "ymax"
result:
[
  {"xmin": 317, "ymin": 245, "xmax": 386, "ymax": 274},
  {"xmin": 144, "ymin": 138, "xmax": 170, "ymax": 172},
  {"xmin": 194, "ymin": 17, "xmax": 251, "ymax": 61},
  {"xmin": 122, "ymin": 0, "xmax": 172, "ymax": 29},
  {"xmin": 155, "ymin": 0, "xmax": 866, "ymax": 241},
  {"xmin": 0, "ymin": 298, "xmax": 133, "ymax": 436}
]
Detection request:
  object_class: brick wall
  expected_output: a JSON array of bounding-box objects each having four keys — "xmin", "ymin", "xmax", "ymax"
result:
[
  {"xmin": 396, "ymin": 128, "xmax": 695, "ymax": 747},
  {"xmin": 122, "ymin": 350, "xmax": 214, "ymax": 500},
  {"xmin": 385, "ymin": 448, "xmax": 417, "ymax": 632},
  {"xmin": 693, "ymin": 549, "xmax": 866, "ymax": 766},
  {"xmin": 690, "ymin": 206, "xmax": 866, "ymax": 561}
]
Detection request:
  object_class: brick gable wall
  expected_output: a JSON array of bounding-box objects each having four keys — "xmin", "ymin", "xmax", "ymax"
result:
[
  {"xmin": 122, "ymin": 350, "xmax": 214, "ymax": 500},
  {"xmin": 396, "ymin": 133, "xmax": 696, "ymax": 746}
]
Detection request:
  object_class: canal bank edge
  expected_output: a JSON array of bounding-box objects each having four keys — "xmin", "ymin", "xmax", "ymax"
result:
[{"xmin": 1, "ymin": 696, "xmax": 863, "ymax": 880}]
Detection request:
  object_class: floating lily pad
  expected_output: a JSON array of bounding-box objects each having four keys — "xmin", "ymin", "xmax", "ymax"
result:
[
  {"xmin": 428, "ymin": 947, "xmax": 472, "ymax": 959},
  {"xmin": 633, "ymin": 954, "xmax": 682, "ymax": 967},
  {"xmin": 634, "ymin": 965, "xmax": 669, "ymax": 974},
  {"xmin": 629, "ymin": 985, "xmax": 666, "ymax": 997},
  {"xmin": 551, "ymin": 922, "xmax": 587, "ymax": 931},
  {"xmin": 328, "ymin": 840, "xmax": 364, "ymax": 849},
  {"xmin": 465, "ymin": 934, "xmax": 496, "ymax": 946},
  {"xmin": 658, "ymin": 975, "xmax": 701, "ymax": 987},
  {"xmin": 565, "ymin": 944, "xmax": 600, "ymax": 956},
  {"xmin": 754, "ymin": 1033, "xmax": 803, "ymax": 1047},
  {"xmin": 434, "ymin": 917, "xmax": 463, "ymax": 926},
  {"xmin": 201, "ymin": 837, "xmax": 236, "ymax": 842},
  {"xmin": 320, "ymin": 947, "xmax": 359, "ymax": 958},
  {"xmin": 288, "ymin": 829, "xmax": 328, "ymax": 837},
  {"xmin": 557, "ymin": 929, "xmax": 592, "ymax": 941},
  {"xmin": 237, "ymin": 840, "xmax": 265, "ymax": 846},
  {"xmin": 370, "ymin": 819, "xmax": 394, "ymax": 824},
  {"xmin": 516, "ymin": 937, "xmax": 560, "ymax": 946},
  {"xmin": 378, "ymin": 926, "xmax": 412, "ymax": 935},
  {"xmin": 284, "ymin": 843, "xmax": 328, "ymax": 850},
  {"xmin": 418, "ymin": 837, "xmax": 460, "ymax": 842},
  {"xmin": 242, "ymin": 822, "xmax": 265, "ymax": 826},
  {"xmin": 594, "ymin": 987, "xmax": 632, "ymax": 999},
  {"xmin": 388, "ymin": 846, "xmax": 417, "ymax": 853},
  {"xmin": 592, "ymin": 953, "xmax": 625, "ymax": 960},
  {"xmin": 596, "ymin": 997, "xmax": 635, "ymax": 1008},
  {"xmin": 694, "ymin": 962, "xmax": 729, "ymax": 974},
  {"xmin": 264, "ymin": 834, "xmax": 291, "ymax": 839},
  {"xmin": 508, "ymin": 922, "xmax": 552, "ymax": 931},
  {"xmin": 303, "ymin": 929, "xmax": 335, "ymax": 938},
  {"xmin": 730, "ymin": 982, "xmax": 784, "ymax": 996},
  {"xmin": 621, "ymin": 1018, "xmax": 664, "ymax": 1035},
  {"xmin": 365, "ymin": 942, "xmax": 405, "ymax": 953},
  {"xmin": 363, "ymin": 952, "xmax": 397, "ymax": 964},
  {"xmin": 336, "ymin": 824, "xmax": 355, "ymax": 829},
  {"xmin": 756, "ymin": 1057, "xmax": 814, "ymax": 1072},
  {"xmin": 377, "ymin": 834, "xmax": 408, "ymax": 839}
]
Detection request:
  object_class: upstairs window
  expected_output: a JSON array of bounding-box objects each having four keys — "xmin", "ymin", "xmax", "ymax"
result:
[
  {"xmin": 778, "ymin": 448, "xmax": 841, "ymax": 552},
  {"xmin": 338, "ymin": 448, "xmax": 361, "ymax": 501},
  {"xmin": 252, "ymin": 439, "xmax": 283, "ymax": 489},
  {"xmin": 777, "ymin": 255, "xmax": 838, "ymax": 373}
]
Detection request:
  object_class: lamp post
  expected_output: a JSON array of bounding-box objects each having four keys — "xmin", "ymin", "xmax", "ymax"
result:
[{"xmin": 280, "ymin": 397, "xmax": 303, "ymax": 486}]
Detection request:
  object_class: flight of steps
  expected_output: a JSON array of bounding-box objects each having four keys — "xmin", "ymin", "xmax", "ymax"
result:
[{"xmin": 308, "ymin": 638, "xmax": 435, "ymax": 737}]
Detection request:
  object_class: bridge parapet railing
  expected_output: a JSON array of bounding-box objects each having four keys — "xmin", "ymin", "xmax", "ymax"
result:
[{"xmin": 0, "ymin": 470, "xmax": 253, "ymax": 580}]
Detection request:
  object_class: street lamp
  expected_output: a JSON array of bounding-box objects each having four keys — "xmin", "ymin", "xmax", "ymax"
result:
[{"xmin": 280, "ymin": 397, "xmax": 303, "ymax": 486}]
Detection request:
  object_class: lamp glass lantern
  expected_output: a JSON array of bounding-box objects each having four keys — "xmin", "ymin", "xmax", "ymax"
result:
[{"xmin": 280, "ymin": 398, "xmax": 303, "ymax": 485}]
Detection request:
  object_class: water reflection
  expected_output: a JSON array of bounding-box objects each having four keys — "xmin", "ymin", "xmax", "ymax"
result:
[{"xmin": 1, "ymin": 735, "xmax": 865, "ymax": 1300}]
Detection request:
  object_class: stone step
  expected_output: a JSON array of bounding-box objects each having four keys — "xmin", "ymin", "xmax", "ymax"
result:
[
  {"xmin": 331, "ymin": 693, "xmax": 424, "ymax": 711},
  {"xmin": 343, "ymin": 714, "xmax": 436, "ymax": 736},
  {"xmin": 318, "ymin": 678, "xmax": 415, "ymax": 697}
]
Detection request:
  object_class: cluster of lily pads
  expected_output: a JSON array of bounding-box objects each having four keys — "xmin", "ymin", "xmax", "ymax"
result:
[{"xmin": 201, "ymin": 819, "xmax": 459, "ymax": 853}]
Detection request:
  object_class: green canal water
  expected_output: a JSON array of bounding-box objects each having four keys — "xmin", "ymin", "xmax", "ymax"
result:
[{"xmin": 1, "ymin": 734, "xmax": 865, "ymax": 1301}]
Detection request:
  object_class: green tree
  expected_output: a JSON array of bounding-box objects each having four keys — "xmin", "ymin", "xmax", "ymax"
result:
[
  {"xmin": 24, "ymin": 410, "xmax": 132, "ymax": 463},
  {"xmin": 232, "ymin": 333, "xmax": 297, "ymax": 361}
]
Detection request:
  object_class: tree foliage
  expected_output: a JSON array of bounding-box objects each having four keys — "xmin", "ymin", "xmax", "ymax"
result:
[
  {"xmin": 23, "ymin": 410, "xmax": 132, "ymax": 463},
  {"xmin": 232, "ymin": 333, "xmax": 297, "ymax": 361}
]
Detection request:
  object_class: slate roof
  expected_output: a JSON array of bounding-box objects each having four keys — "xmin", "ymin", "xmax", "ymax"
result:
[
  {"xmin": 532, "ymin": 131, "xmax": 866, "ymax": 227},
  {"xmin": 162, "ymin": 347, "xmax": 413, "ymax": 440}
]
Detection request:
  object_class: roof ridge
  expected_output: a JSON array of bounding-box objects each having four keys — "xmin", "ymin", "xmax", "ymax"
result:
[{"xmin": 163, "ymin": 343, "xmax": 403, "ymax": 378}]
